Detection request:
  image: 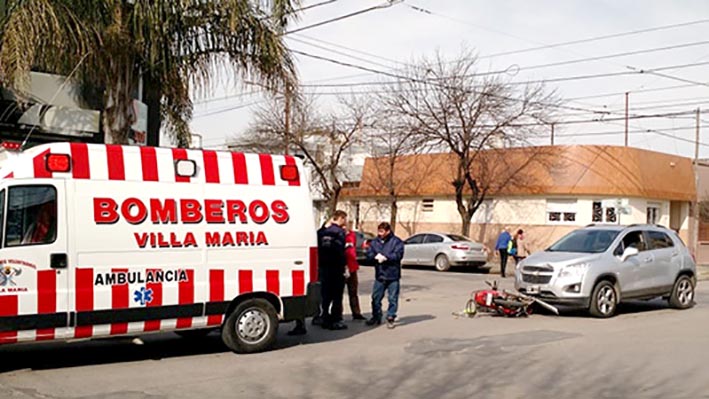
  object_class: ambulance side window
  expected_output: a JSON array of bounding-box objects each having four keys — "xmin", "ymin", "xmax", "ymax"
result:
[{"xmin": 5, "ymin": 186, "xmax": 57, "ymax": 247}]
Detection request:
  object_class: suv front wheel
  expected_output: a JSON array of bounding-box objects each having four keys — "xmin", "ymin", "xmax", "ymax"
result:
[
  {"xmin": 589, "ymin": 280, "xmax": 618, "ymax": 318},
  {"xmin": 668, "ymin": 275, "xmax": 695, "ymax": 309}
]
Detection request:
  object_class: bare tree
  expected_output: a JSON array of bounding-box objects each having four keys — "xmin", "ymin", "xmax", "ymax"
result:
[
  {"xmin": 381, "ymin": 49, "xmax": 558, "ymax": 236},
  {"xmin": 230, "ymin": 94, "xmax": 368, "ymax": 214},
  {"xmin": 363, "ymin": 110, "xmax": 427, "ymax": 232}
]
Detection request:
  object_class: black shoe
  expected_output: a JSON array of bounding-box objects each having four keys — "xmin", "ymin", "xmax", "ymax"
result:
[
  {"xmin": 386, "ymin": 318, "xmax": 396, "ymax": 329},
  {"xmin": 311, "ymin": 316, "xmax": 323, "ymax": 326},
  {"xmin": 352, "ymin": 314, "xmax": 367, "ymax": 321},
  {"xmin": 287, "ymin": 326, "xmax": 307, "ymax": 336},
  {"xmin": 328, "ymin": 322, "xmax": 348, "ymax": 330},
  {"xmin": 366, "ymin": 317, "xmax": 381, "ymax": 326}
]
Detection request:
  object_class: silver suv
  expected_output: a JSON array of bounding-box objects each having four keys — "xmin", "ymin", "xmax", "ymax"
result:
[{"xmin": 514, "ymin": 224, "xmax": 696, "ymax": 317}]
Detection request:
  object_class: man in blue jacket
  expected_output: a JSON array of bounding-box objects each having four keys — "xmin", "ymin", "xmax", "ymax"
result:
[
  {"xmin": 495, "ymin": 227, "xmax": 512, "ymax": 278},
  {"xmin": 366, "ymin": 222, "xmax": 405, "ymax": 329}
]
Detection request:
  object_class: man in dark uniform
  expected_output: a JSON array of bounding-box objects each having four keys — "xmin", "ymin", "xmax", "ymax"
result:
[{"xmin": 317, "ymin": 210, "xmax": 348, "ymax": 330}]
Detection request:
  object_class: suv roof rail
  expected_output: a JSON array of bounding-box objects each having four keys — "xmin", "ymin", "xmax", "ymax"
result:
[{"xmin": 585, "ymin": 223, "xmax": 596, "ymax": 227}]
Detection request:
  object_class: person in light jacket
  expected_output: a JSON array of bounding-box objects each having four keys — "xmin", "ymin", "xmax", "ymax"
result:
[
  {"xmin": 512, "ymin": 229, "xmax": 530, "ymax": 266},
  {"xmin": 366, "ymin": 222, "xmax": 405, "ymax": 329}
]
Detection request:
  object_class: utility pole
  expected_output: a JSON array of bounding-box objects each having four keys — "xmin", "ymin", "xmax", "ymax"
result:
[
  {"xmin": 696, "ymin": 107, "xmax": 701, "ymax": 163},
  {"xmin": 624, "ymin": 92, "xmax": 629, "ymax": 147},
  {"xmin": 284, "ymin": 83, "xmax": 291, "ymax": 156},
  {"xmin": 550, "ymin": 123, "xmax": 555, "ymax": 146}
]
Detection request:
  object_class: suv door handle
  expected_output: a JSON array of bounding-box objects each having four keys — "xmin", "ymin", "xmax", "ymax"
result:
[{"xmin": 643, "ymin": 257, "xmax": 654, "ymax": 263}]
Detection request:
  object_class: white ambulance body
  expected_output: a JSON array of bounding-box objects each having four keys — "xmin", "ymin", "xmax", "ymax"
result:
[{"xmin": 0, "ymin": 143, "xmax": 319, "ymax": 353}]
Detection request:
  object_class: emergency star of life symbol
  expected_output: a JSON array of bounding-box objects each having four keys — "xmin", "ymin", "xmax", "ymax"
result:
[
  {"xmin": 0, "ymin": 265, "xmax": 22, "ymax": 286},
  {"xmin": 133, "ymin": 287, "xmax": 154, "ymax": 305}
]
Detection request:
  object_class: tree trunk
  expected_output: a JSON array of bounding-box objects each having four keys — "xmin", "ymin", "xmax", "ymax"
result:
[
  {"xmin": 389, "ymin": 198, "xmax": 398, "ymax": 233},
  {"xmin": 143, "ymin": 73, "xmax": 162, "ymax": 147},
  {"xmin": 103, "ymin": 66, "xmax": 136, "ymax": 144}
]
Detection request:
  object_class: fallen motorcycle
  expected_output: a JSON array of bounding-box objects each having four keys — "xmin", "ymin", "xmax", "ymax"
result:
[{"xmin": 461, "ymin": 280, "xmax": 559, "ymax": 317}]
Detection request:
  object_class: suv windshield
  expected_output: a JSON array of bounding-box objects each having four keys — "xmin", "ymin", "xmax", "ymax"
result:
[{"xmin": 547, "ymin": 229, "xmax": 620, "ymax": 254}]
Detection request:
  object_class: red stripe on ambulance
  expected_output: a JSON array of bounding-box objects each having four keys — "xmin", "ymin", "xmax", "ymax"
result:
[
  {"xmin": 140, "ymin": 147, "xmax": 159, "ymax": 182},
  {"xmin": 259, "ymin": 154, "xmax": 275, "ymax": 185},
  {"xmin": 33, "ymin": 149, "xmax": 52, "ymax": 178},
  {"xmin": 176, "ymin": 269, "xmax": 195, "ymax": 329},
  {"xmin": 144, "ymin": 268, "xmax": 163, "ymax": 332},
  {"xmin": 208, "ymin": 270, "xmax": 225, "ymax": 326},
  {"xmin": 110, "ymin": 268, "xmax": 129, "ymax": 335},
  {"xmin": 266, "ymin": 270, "xmax": 280, "ymax": 295},
  {"xmin": 37, "ymin": 270, "xmax": 57, "ymax": 341},
  {"xmin": 70, "ymin": 143, "xmax": 91, "ymax": 179},
  {"xmin": 292, "ymin": 270, "xmax": 305, "ymax": 296},
  {"xmin": 0, "ymin": 295, "xmax": 18, "ymax": 344},
  {"xmin": 75, "ymin": 268, "xmax": 94, "ymax": 338},
  {"xmin": 284, "ymin": 156, "xmax": 300, "ymax": 187},
  {"xmin": 231, "ymin": 153, "xmax": 248, "ymax": 184},
  {"xmin": 203, "ymin": 151, "xmax": 220, "ymax": 184},
  {"xmin": 106, "ymin": 144, "xmax": 126, "ymax": 181},
  {"xmin": 172, "ymin": 148, "xmax": 190, "ymax": 183},
  {"xmin": 239, "ymin": 270, "xmax": 253, "ymax": 293}
]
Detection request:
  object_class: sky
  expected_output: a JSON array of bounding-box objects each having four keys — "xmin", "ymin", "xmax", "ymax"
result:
[{"xmin": 188, "ymin": 0, "xmax": 709, "ymax": 159}]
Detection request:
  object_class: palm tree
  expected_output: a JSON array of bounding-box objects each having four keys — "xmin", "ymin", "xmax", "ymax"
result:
[{"xmin": 0, "ymin": 0, "xmax": 298, "ymax": 146}]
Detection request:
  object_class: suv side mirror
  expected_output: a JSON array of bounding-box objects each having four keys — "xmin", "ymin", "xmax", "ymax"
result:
[{"xmin": 621, "ymin": 247, "xmax": 639, "ymax": 262}]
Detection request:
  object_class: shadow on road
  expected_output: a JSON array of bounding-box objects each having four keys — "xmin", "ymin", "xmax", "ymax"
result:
[{"xmin": 0, "ymin": 313, "xmax": 433, "ymax": 372}]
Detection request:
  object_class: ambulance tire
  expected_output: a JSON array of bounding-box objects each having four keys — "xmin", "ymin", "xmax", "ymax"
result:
[{"xmin": 222, "ymin": 298, "xmax": 278, "ymax": 354}]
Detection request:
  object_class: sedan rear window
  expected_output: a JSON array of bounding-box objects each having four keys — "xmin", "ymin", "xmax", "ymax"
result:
[
  {"xmin": 547, "ymin": 229, "xmax": 620, "ymax": 254},
  {"xmin": 446, "ymin": 234, "xmax": 471, "ymax": 242}
]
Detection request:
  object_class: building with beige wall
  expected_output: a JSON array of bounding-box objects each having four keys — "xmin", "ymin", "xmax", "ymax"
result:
[{"xmin": 342, "ymin": 145, "xmax": 697, "ymax": 258}]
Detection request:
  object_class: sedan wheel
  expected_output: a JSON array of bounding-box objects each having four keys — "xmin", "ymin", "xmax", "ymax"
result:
[{"xmin": 435, "ymin": 254, "xmax": 451, "ymax": 272}]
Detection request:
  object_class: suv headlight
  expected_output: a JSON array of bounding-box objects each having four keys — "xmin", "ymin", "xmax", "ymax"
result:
[{"xmin": 559, "ymin": 263, "xmax": 590, "ymax": 278}]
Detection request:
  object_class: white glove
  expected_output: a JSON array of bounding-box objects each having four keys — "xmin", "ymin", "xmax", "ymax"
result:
[
  {"xmin": 344, "ymin": 268, "xmax": 351, "ymax": 279},
  {"xmin": 375, "ymin": 253, "xmax": 387, "ymax": 264}
]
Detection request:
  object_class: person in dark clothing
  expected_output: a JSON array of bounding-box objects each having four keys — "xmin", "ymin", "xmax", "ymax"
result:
[
  {"xmin": 495, "ymin": 228, "xmax": 512, "ymax": 278},
  {"xmin": 288, "ymin": 211, "xmax": 348, "ymax": 335},
  {"xmin": 318, "ymin": 211, "xmax": 349, "ymax": 330},
  {"xmin": 366, "ymin": 222, "xmax": 405, "ymax": 329}
]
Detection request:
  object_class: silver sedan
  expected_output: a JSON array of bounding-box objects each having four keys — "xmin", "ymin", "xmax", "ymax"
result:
[{"xmin": 402, "ymin": 232, "xmax": 488, "ymax": 271}]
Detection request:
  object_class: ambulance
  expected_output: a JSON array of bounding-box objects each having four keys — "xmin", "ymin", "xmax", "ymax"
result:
[{"xmin": 0, "ymin": 142, "xmax": 319, "ymax": 353}]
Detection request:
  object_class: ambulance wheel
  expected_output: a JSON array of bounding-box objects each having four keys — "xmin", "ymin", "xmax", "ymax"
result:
[{"xmin": 222, "ymin": 298, "xmax": 278, "ymax": 354}]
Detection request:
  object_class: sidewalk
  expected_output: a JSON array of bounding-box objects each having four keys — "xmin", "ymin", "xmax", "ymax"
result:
[{"xmin": 698, "ymin": 264, "xmax": 709, "ymax": 282}]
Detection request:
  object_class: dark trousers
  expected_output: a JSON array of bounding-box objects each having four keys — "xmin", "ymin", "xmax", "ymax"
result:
[
  {"xmin": 321, "ymin": 272, "xmax": 345, "ymax": 324},
  {"xmin": 371, "ymin": 279, "xmax": 400, "ymax": 321},
  {"xmin": 346, "ymin": 271, "xmax": 362, "ymax": 316},
  {"xmin": 499, "ymin": 249, "xmax": 508, "ymax": 277}
]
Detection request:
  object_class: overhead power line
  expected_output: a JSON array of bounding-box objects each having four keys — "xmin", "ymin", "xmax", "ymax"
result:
[{"xmin": 285, "ymin": 0, "xmax": 402, "ymax": 35}]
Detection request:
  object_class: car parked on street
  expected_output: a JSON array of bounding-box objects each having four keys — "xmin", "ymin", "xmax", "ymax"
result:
[
  {"xmin": 514, "ymin": 224, "xmax": 696, "ymax": 318},
  {"xmin": 402, "ymin": 232, "xmax": 488, "ymax": 271}
]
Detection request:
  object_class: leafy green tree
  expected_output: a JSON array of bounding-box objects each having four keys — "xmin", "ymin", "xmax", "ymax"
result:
[{"xmin": 0, "ymin": 0, "xmax": 298, "ymax": 146}]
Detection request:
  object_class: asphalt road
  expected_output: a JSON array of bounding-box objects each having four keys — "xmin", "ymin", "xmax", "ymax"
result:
[{"xmin": 0, "ymin": 266, "xmax": 708, "ymax": 399}]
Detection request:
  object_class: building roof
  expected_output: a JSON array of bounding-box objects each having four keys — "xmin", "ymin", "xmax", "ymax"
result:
[{"xmin": 344, "ymin": 145, "xmax": 696, "ymax": 202}]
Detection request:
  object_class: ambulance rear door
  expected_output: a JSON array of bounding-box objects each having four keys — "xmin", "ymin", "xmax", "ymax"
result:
[{"xmin": 0, "ymin": 181, "xmax": 69, "ymax": 342}]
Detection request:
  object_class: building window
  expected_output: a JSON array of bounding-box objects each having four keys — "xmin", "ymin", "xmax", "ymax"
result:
[
  {"xmin": 422, "ymin": 199, "xmax": 434, "ymax": 212},
  {"xmin": 647, "ymin": 203, "xmax": 660, "ymax": 225},
  {"xmin": 546, "ymin": 199, "xmax": 577, "ymax": 224},
  {"xmin": 593, "ymin": 201, "xmax": 617, "ymax": 224}
]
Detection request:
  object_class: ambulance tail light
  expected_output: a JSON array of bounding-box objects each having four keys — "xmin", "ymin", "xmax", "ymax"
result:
[
  {"xmin": 280, "ymin": 164, "xmax": 299, "ymax": 182},
  {"xmin": 46, "ymin": 154, "xmax": 71, "ymax": 173}
]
